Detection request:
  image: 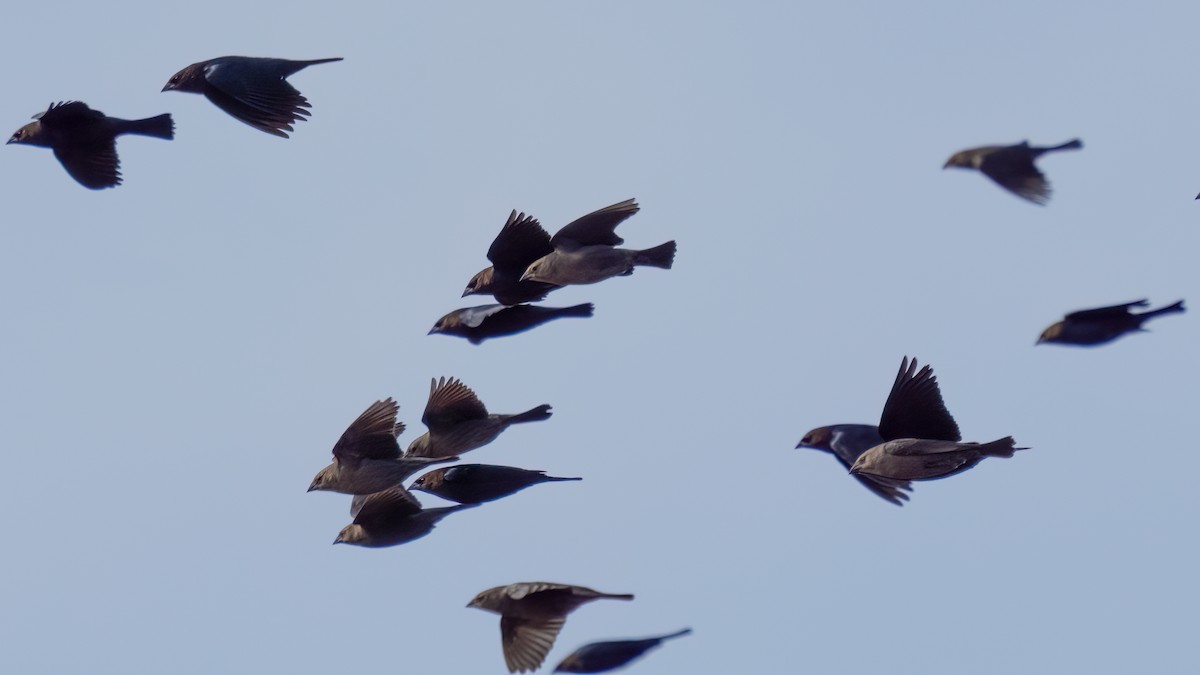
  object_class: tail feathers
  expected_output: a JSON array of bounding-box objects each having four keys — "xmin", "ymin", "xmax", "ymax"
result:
[
  {"xmin": 601, "ymin": 593, "xmax": 635, "ymax": 601},
  {"xmin": 634, "ymin": 241, "xmax": 677, "ymax": 269},
  {"xmin": 302, "ymin": 57, "xmax": 344, "ymax": 66},
  {"xmin": 659, "ymin": 628, "xmax": 693, "ymax": 641},
  {"xmin": 509, "ymin": 404, "xmax": 552, "ymax": 424},
  {"xmin": 544, "ymin": 475, "xmax": 583, "ymax": 482},
  {"xmin": 124, "ymin": 114, "xmax": 174, "ymax": 140},
  {"xmin": 1143, "ymin": 300, "xmax": 1186, "ymax": 319},
  {"xmin": 555, "ymin": 303, "xmax": 595, "ymax": 319},
  {"xmin": 979, "ymin": 436, "xmax": 1022, "ymax": 458},
  {"xmin": 1041, "ymin": 138, "xmax": 1082, "ymax": 153}
]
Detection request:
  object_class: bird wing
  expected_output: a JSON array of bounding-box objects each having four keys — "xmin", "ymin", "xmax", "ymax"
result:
[
  {"xmin": 1064, "ymin": 299, "xmax": 1148, "ymax": 320},
  {"xmin": 877, "ymin": 356, "xmax": 961, "ymax": 442},
  {"xmin": 826, "ymin": 427, "xmax": 912, "ymax": 506},
  {"xmin": 488, "ymin": 210, "xmax": 554, "ymax": 273},
  {"xmin": 457, "ymin": 304, "xmax": 509, "ymax": 328},
  {"xmin": 550, "ymin": 198, "xmax": 639, "ymax": 250},
  {"xmin": 422, "ymin": 377, "xmax": 488, "ymax": 429},
  {"xmin": 52, "ymin": 140, "xmax": 122, "ymax": 189},
  {"xmin": 332, "ymin": 398, "xmax": 403, "ymax": 460},
  {"xmin": 979, "ymin": 150, "xmax": 1051, "ymax": 204},
  {"xmin": 351, "ymin": 486, "xmax": 423, "ymax": 525},
  {"xmin": 200, "ymin": 61, "xmax": 312, "ymax": 137},
  {"xmin": 505, "ymin": 581, "xmax": 574, "ymax": 600},
  {"xmin": 36, "ymin": 101, "xmax": 104, "ymax": 125},
  {"xmin": 502, "ymin": 616, "xmax": 566, "ymax": 673}
]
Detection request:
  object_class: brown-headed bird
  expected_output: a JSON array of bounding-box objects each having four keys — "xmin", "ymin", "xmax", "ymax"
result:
[
  {"xmin": 943, "ymin": 139, "xmax": 1082, "ymax": 204},
  {"xmin": 468, "ymin": 582, "xmax": 635, "ymax": 674},
  {"xmin": 848, "ymin": 357, "xmax": 1027, "ymax": 482},
  {"xmin": 554, "ymin": 628, "xmax": 692, "ymax": 673},
  {"xmin": 333, "ymin": 485, "xmax": 476, "ymax": 547},
  {"xmin": 463, "ymin": 209, "xmax": 561, "ymax": 305},
  {"xmin": 1037, "ymin": 299, "xmax": 1185, "ymax": 346},
  {"xmin": 406, "ymin": 377, "xmax": 551, "ymax": 459},
  {"xmin": 429, "ymin": 303, "xmax": 593, "ymax": 344},
  {"xmin": 410, "ymin": 464, "xmax": 580, "ymax": 504},
  {"xmin": 308, "ymin": 398, "xmax": 455, "ymax": 495},
  {"xmin": 797, "ymin": 356, "xmax": 961, "ymax": 505},
  {"xmin": 521, "ymin": 198, "xmax": 676, "ymax": 286},
  {"xmin": 162, "ymin": 56, "xmax": 341, "ymax": 137},
  {"xmin": 7, "ymin": 101, "xmax": 173, "ymax": 189}
]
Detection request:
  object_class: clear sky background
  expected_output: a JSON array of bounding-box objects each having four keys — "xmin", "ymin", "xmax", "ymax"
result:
[{"xmin": 0, "ymin": 2, "xmax": 1196, "ymax": 673}]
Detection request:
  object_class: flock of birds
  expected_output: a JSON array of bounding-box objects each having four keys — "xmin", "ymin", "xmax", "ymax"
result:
[{"xmin": 8, "ymin": 54, "xmax": 1188, "ymax": 674}]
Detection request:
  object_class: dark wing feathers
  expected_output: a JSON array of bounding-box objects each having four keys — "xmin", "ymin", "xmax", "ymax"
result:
[
  {"xmin": 332, "ymin": 398, "xmax": 403, "ymax": 460},
  {"xmin": 488, "ymin": 211, "xmax": 554, "ymax": 272},
  {"xmin": 422, "ymin": 377, "xmax": 488, "ymax": 428},
  {"xmin": 877, "ymin": 356, "xmax": 961, "ymax": 442},
  {"xmin": 1065, "ymin": 300, "xmax": 1148, "ymax": 320},
  {"xmin": 550, "ymin": 198, "xmax": 639, "ymax": 249}
]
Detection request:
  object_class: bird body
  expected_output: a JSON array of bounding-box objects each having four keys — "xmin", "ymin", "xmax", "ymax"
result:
[
  {"xmin": 850, "ymin": 436, "xmax": 1024, "ymax": 481},
  {"xmin": 1038, "ymin": 299, "xmax": 1185, "ymax": 346},
  {"xmin": 522, "ymin": 241, "xmax": 676, "ymax": 286},
  {"xmin": 163, "ymin": 56, "xmax": 341, "ymax": 137},
  {"xmin": 944, "ymin": 138, "xmax": 1082, "ymax": 204},
  {"xmin": 429, "ymin": 303, "xmax": 594, "ymax": 343},
  {"xmin": 410, "ymin": 464, "xmax": 581, "ymax": 504},
  {"xmin": 334, "ymin": 486, "xmax": 475, "ymax": 547},
  {"xmin": 8, "ymin": 101, "xmax": 173, "ymax": 189},
  {"xmin": 464, "ymin": 210, "xmax": 560, "ymax": 304},
  {"xmin": 406, "ymin": 377, "xmax": 552, "ymax": 458},
  {"xmin": 554, "ymin": 628, "xmax": 692, "ymax": 673},
  {"xmin": 797, "ymin": 424, "xmax": 912, "ymax": 505}
]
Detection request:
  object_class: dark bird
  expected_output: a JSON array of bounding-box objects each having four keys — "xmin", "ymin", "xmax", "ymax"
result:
[
  {"xmin": 308, "ymin": 398, "xmax": 456, "ymax": 495},
  {"xmin": 162, "ymin": 56, "xmax": 341, "ymax": 137},
  {"xmin": 333, "ymin": 485, "xmax": 476, "ymax": 547},
  {"xmin": 464, "ymin": 209, "xmax": 561, "ymax": 305},
  {"xmin": 406, "ymin": 377, "xmax": 552, "ymax": 459},
  {"xmin": 797, "ymin": 356, "xmax": 961, "ymax": 505},
  {"xmin": 554, "ymin": 628, "xmax": 692, "ymax": 673},
  {"xmin": 1037, "ymin": 299, "xmax": 1185, "ymax": 346},
  {"xmin": 7, "ymin": 101, "xmax": 173, "ymax": 189},
  {"xmin": 468, "ymin": 582, "xmax": 635, "ymax": 673},
  {"xmin": 429, "ymin": 303, "xmax": 593, "ymax": 344},
  {"xmin": 943, "ymin": 139, "xmax": 1082, "ymax": 204},
  {"xmin": 410, "ymin": 464, "xmax": 580, "ymax": 504},
  {"xmin": 520, "ymin": 198, "xmax": 676, "ymax": 286}
]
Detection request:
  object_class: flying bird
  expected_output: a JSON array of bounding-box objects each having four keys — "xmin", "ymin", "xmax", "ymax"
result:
[
  {"xmin": 468, "ymin": 582, "xmax": 634, "ymax": 673},
  {"xmin": 463, "ymin": 209, "xmax": 561, "ymax": 305},
  {"xmin": 406, "ymin": 377, "xmax": 552, "ymax": 459},
  {"xmin": 7, "ymin": 101, "xmax": 173, "ymax": 189},
  {"xmin": 162, "ymin": 56, "xmax": 342, "ymax": 137},
  {"xmin": 520, "ymin": 198, "xmax": 676, "ymax": 286},
  {"xmin": 1037, "ymin": 299, "xmax": 1185, "ymax": 346},
  {"xmin": 410, "ymin": 464, "xmax": 580, "ymax": 504},
  {"xmin": 308, "ymin": 398, "xmax": 455, "ymax": 495},
  {"xmin": 333, "ymin": 485, "xmax": 476, "ymax": 547},
  {"xmin": 943, "ymin": 139, "xmax": 1082, "ymax": 204},
  {"xmin": 429, "ymin": 303, "xmax": 593, "ymax": 344},
  {"xmin": 554, "ymin": 628, "xmax": 692, "ymax": 673},
  {"xmin": 797, "ymin": 356, "xmax": 961, "ymax": 505}
]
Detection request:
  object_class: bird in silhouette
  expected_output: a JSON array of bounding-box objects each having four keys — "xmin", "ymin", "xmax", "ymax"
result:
[
  {"xmin": 1037, "ymin": 299, "xmax": 1185, "ymax": 346},
  {"xmin": 943, "ymin": 139, "xmax": 1082, "ymax": 204}
]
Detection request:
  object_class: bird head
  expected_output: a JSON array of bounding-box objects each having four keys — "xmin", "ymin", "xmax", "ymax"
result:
[
  {"xmin": 1036, "ymin": 322, "xmax": 1064, "ymax": 345},
  {"xmin": 308, "ymin": 464, "xmax": 336, "ymax": 492},
  {"xmin": 848, "ymin": 451, "xmax": 878, "ymax": 476},
  {"xmin": 796, "ymin": 426, "xmax": 833, "ymax": 450},
  {"xmin": 161, "ymin": 64, "xmax": 206, "ymax": 93},
  {"xmin": 463, "ymin": 267, "xmax": 493, "ymax": 297},
  {"xmin": 521, "ymin": 259, "xmax": 547, "ymax": 283},
  {"xmin": 409, "ymin": 468, "xmax": 445, "ymax": 493},
  {"xmin": 942, "ymin": 151, "xmax": 973, "ymax": 169},
  {"xmin": 7, "ymin": 121, "xmax": 43, "ymax": 146},
  {"xmin": 466, "ymin": 588, "xmax": 501, "ymax": 611},
  {"xmin": 333, "ymin": 524, "xmax": 363, "ymax": 545}
]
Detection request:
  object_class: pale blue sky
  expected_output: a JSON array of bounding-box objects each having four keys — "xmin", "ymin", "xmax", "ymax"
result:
[{"xmin": 0, "ymin": 2, "xmax": 1196, "ymax": 673}]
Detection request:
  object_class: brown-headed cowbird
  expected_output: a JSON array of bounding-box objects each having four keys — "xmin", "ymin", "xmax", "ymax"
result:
[
  {"xmin": 410, "ymin": 464, "xmax": 580, "ymax": 504},
  {"xmin": 464, "ymin": 210, "xmax": 561, "ymax": 305},
  {"xmin": 797, "ymin": 357, "xmax": 961, "ymax": 505},
  {"xmin": 554, "ymin": 628, "xmax": 692, "ymax": 673},
  {"xmin": 850, "ymin": 436, "xmax": 1025, "ymax": 481},
  {"xmin": 1037, "ymin": 299, "xmax": 1185, "ymax": 346},
  {"xmin": 943, "ymin": 139, "xmax": 1082, "ymax": 204},
  {"xmin": 406, "ymin": 377, "xmax": 551, "ymax": 458},
  {"xmin": 520, "ymin": 198, "xmax": 676, "ymax": 286},
  {"xmin": 468, "ymin": 582, "xmax": 635, "ymax": 674},
  {"xmin": 162, "ymin": 56, "xmax": 341, "ymax": 138},
  {"xmin": 7, "ymin": 101, "xmax": 173, "ymax": 189},
  {"xmin": 333, "ymin": 485, "xmax": 476, "ymax": 547},
  {"xmin": 308, "ymin": 398, "xmax": 455, "ymax": 495},
  {"xmin": 429, "ymin": 303, "xmax": 594, "ymax": 344}
]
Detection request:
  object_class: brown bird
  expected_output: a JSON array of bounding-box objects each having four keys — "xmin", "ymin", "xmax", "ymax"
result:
[
  {"xmin": 1037, "ymin": 299, "xmax": 1185, "ymax": 346},
  {"xmin": 850, "ymin": 436, "xmax": 1024, "ymax": 482},
  {"xmin": 162, "ymin": 56, "xmax": 341, "ymax": 137},
  {"xmin": 463, "ymin": 209, "xmax": 561, "ymax": 305},
  {"xmin": 7, "ymin": 101, "xmax": 173, "ymax": 189},
  {"xmin": 333, "ymin": 485, "xmax": 476, "ymax": 547},
  {"xmin": 406, "ymin": 377, "xmax": 552, "ymax": 459},
  {"xmin": 554, "ymin": 628, "xmax": 692, "ymax": 673},
  {"xmin": 410, "ymin": 464, "xmax": 581, "ymax": 504},
  {"xmin": 308, "ymin": 398, "xmax": 455, "ymax": 495},
  {"xmin": 943, "ymin": 139, "xmax": 1082, "ymax": 204},
  {"xmin": 468, "ymin": 582, "xmax": 635, "ymax": 673},
  {"xmin": 520, "ymin": 198, "xmax": 676, "ymax": 286},
  {"xmin": 797, "ymin": 356, "xmax": 961, "ymax": 505},
  {"xmin": 429, "ymin": 303, "xmax": 594, "ymax": 344}
]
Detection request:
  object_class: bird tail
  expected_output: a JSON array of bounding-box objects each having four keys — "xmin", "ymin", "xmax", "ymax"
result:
[
  {"xmin": 301, "ymin": 57, "xmax": 345, "ymax": 66},
  {"xmin": 554, "ymin": 303, "xmax": 595, "ymax": 319},
  {"xmin": 660, "ymin": 628, "xmax": 693, "ymax": 641},
  {"xmin": 123, "ymin": 114, "xmax": 175, "ymax": 140},
  {"xmin": 978, "ymin": 436, "xmax": 1025, "ymax": 458},
  {"xmin": 633, "ymin": 241, "xmax": 677, "ymax": 269},
  {"xmin": 544, "ymin": 475, "xmax": 583, "ymax": 482},
  {"xmin": 1143, "ymin": 300, "xmax": 1186, "ymax": 320},
  {"xmin": 1039, "ymin": 139, "xmax": 1083, "ymax": 154},
  {"xmin": 601, "ymin": 593, "xmax": 635, "ymax": 600},
  {"xmin": 508, "ymin": 404, "xmax": 553, "ymax": 424}
]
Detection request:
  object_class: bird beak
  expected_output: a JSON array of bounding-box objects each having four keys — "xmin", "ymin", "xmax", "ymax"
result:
[
  {"xmin": 332, "ymin": 539, "xmax": 342, "ymax": 545},
  {"xmin": 307, "ymin": 484, "xmax": 317, "ymax": 492},
  {"xmin": 519, "ymin": 271, "xmax": 533, "ymax": 282},
  {"xmin": 427, "ymin": 327, "xmax": 439, "ymax": 335},
  {"xmin": 461, "ymin": 287, "xmax": 471, "ymax": 298},
  {"xmin": 5, "ymin": 137, "xmax": 15, "ymax": 145},
  {"xmin": 942, "ymin": 160, "xmax": 952, "ymax": 169},
  {"xmin": 161, "ymin": 83, "xmax": 175, "ymax": 92}
]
